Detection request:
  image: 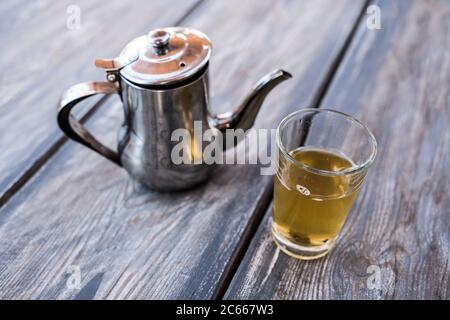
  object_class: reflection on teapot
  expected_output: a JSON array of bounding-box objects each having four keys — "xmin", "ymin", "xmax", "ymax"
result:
[{"xmin": 57, "ymin": 27, "xmax": 291, "ymax": 191}]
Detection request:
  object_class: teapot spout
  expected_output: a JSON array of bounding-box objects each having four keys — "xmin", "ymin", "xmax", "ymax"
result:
[{"xmin": 210, "ymin": 69, "xmax": 291, "ymax": 147}]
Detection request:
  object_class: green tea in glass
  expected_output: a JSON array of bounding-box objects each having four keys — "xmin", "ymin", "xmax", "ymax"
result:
[{"xmin": 273, "ymin": 109, "xmax": 377, "ymax": 260}]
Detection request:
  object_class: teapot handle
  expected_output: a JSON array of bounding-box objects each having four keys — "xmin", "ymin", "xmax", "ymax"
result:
[{"xmin": 57, "ymin": 81, "xmax": 122, "ymax": 166}]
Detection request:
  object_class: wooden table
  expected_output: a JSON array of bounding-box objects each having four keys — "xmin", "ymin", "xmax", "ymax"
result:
[{"xmin": 0, "ymin": 0, "xmax": 448, "ymax": 299}]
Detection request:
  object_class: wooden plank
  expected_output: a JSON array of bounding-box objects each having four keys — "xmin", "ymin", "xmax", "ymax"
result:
[
  {"xmin": 0, "ymin": 0, "xmax": 200, "ymax": 203},
  {"xmin": 0, "ymin": 0, "xmax": 366, "ymax": 299},
  {"xmin": 226, "ymin": 0, "xmax": 450, "ymax": 299}
]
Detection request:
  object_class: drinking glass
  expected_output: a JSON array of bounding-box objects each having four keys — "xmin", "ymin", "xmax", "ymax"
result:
[{"xmin": 273, "ymin": 109, "xmax": 377, "ymax": 260}]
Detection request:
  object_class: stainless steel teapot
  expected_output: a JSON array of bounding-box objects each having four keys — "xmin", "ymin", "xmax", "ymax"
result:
[{"xmin": 57, "ymin": 27, "xmax": 291, "ymax": 191}]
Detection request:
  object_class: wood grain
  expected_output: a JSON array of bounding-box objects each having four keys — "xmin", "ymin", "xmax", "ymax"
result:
[
  {"xmin": 0, "ymin": 0, "xmax": 366, "ymax": 299},
  {"xmin": 226, "ymin": 0, "xmax": 450, "ymax": 300},
  {"xmin": 0, "ymin": 0, "xmax": 200, "ymax": 202}
]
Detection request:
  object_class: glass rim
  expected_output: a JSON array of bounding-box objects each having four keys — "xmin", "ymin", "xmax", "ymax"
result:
[{"xmin": 276, "ymin": 108, "xmax": 378, "ymax": 177}]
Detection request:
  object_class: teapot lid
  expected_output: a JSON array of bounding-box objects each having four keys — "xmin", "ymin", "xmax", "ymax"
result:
[{"xmin": 117, "ymin": 27, "xmax": 212, "ymax": 86}]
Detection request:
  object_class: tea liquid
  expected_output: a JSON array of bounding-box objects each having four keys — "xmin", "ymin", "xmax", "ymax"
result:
[{"xmin": 273, "ymin": 147, "xmax": 358, "ymax": 247}]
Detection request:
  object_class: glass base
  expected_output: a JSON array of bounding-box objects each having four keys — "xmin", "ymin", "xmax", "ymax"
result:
[{"xmin": 271, "ymin": 226, "xmax": 334, "ymax": 260}]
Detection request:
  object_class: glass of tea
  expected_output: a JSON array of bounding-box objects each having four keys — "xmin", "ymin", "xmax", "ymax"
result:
[{"xmin": 273, "ymin": 109, "xmax": 377, "ymax": 260}]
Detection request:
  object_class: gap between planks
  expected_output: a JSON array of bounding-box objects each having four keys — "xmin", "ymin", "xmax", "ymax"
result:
[{"xmin": 212, "ymin": 0, "xmax": 372, "ymax": 300}]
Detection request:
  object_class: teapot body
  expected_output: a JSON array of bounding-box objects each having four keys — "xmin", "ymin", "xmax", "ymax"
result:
[{"xmin": 118, "ymin": 67, "xmax": 216, "ymax": 190}]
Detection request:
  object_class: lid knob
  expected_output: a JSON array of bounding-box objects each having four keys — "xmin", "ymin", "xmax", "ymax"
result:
[{"xmin": 148, "ymin": 29, "xmax": 170, "ymax": 55}]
